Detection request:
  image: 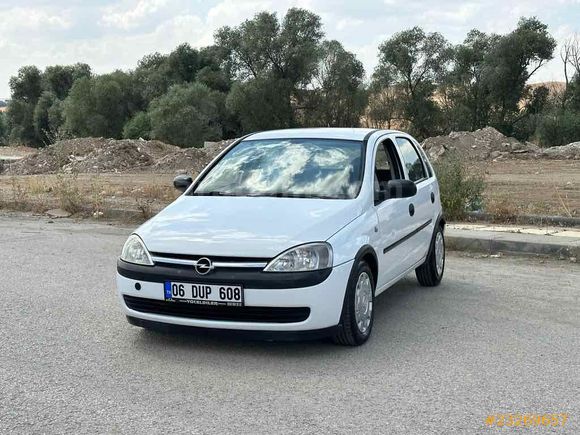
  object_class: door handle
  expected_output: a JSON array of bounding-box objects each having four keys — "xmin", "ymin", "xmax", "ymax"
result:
[{"xmin": 409, "ymin": 203, "xmax": 415, "ymax": 216}]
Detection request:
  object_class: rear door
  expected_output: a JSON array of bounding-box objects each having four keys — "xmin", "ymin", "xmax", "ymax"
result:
[{"xmin": 394, "ymin": 135, "xmax": 436, "ymax": 266}]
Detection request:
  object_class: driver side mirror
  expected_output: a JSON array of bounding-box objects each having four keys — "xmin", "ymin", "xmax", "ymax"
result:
[
  {"xmin": 173, "ymin": 174, "xmax": 193, "ymax": 193},
  {"xmin": 375, "ymin": 179, "xmax": 417, "ymax": 204}
]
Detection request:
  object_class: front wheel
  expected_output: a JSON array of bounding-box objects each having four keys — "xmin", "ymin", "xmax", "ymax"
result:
[
  {"xmin": 333, "ymin": 261, "xmax": 375, "ymax": 346},
  {"xmin": 416, "ymin": 225, "xmax": 445, "ymax": 286}
]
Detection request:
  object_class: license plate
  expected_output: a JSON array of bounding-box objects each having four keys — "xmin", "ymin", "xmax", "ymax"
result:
[{"xmin": 164, "ymin": 282, "xmax": 244, "ymax": 306}]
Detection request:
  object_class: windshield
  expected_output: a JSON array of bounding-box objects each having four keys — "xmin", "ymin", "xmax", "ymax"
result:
[{"xmin": 192, "ymin": 138, "xmax": 364, "ymax": 199}]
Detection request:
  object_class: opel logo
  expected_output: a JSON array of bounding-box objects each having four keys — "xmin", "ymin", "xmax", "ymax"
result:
[{"xmin": 195, "ymin": 257, "xmax": 214, "ymax": 275}]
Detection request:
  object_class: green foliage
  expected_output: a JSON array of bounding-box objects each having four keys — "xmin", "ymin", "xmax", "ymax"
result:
[
  {"xmin": 149, "ymin": 83, "xmax": 222, "ymax": 147},
  {"xmin": 536, "ymin": 111, "xmax": 580, "ymax": 146},
  {"xmin": 434, "ymin": 154, "xmax": 485, "ymax": 220},
  {"xmin": 305, "ymin": 40, "xmax": 367, "ymax": 127},
  {"xmin": 123, "ymin": 112, "xmax": 151, "ymax": 140},
  {"xmin": 216, "ymin": 8, "xmax": 324, "ymax": 128},
  {"xmin": 64, "ymin": 72, "xmax": 140, "ymax": 138},
  {"xmin": 9, "ymin": 66, "xmax": 43, "ymax": 104},
  {"xmin": 226, "ymin": 78, "xmax": 294, "ymax": 133},
  {"xmin": 42, "ymin": 64, "xmax": 91, "ymax": 99},
  {"xmin": 0, "ymin": 112, "xmax": 7, "ymax": 145},
  {"xmin": 484, "ymin": 17, "xmax": 556, "ymax": 131},
  {"xmin": 6, "ymin": 100, "xmax": 36, "ymax": 146},
  {"xmin": 374, "ymin": 27, "xmax": 452, "ymax": 139},
  {"xmin": 33, "ymin": 91, "xmax": 58, "ymax": 145}
]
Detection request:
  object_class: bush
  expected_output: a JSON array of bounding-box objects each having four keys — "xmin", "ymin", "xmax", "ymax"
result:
[
  {"xmin": 433, "ymin": 154, "xmax": 485, "ymax": 220},
  {"xmin": 149, "ymin": 82, "xmax": 222, "ymax": 148},
  {"xmin": 123, "ymin": 112, "xmax": 151, "ymax": 139},
  {"xmin": 536, "ymin": 111, "xmax": 580, "ymax": 147},
  {"xmin": 0, "ymin": 112, "xmax": 7, "ymax": 145}
]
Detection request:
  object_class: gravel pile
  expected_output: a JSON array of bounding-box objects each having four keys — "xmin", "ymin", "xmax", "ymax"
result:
[
  {"xmin": 421, "ymin": 127, "xmax": 539, "ymax": 162},
  {"xmin": 3, "ymin": 138, "xmax": 235, "ymax": 175},
  {"xmin": 422, "ymin": 127, "xmax": 580, "ymax": 161}
]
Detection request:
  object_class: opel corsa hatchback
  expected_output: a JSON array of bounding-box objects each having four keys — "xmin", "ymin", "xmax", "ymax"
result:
[{"xmin": 117, "ymin": 128, "xmax": 445, "ymax": 345}]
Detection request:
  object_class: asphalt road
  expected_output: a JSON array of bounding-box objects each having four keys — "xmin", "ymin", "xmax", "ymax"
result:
[{"xmin": 1, "ymin": 215, "xmax": 579, "ymax": 434}]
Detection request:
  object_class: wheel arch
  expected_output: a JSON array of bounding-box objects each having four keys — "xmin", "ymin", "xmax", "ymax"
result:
[{"xmin": 353, "ymin": 245, "xmax": 379, "ymax": 286}]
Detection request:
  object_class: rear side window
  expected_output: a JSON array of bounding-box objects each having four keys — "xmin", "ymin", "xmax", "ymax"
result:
[{"xmin": 395, "ymin": 137, "xmax": 427, "ymax": 182}]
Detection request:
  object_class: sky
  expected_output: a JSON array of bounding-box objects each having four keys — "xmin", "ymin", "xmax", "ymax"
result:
[{"xmin": 0, "ymin": 0, "xmax": 579, "ymax": 99}]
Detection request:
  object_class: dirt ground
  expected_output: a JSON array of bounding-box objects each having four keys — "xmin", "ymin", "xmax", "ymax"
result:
[
  {"xmin": 484, "ymin": 160, "xmax": 580, "ymax": 217},
  {"xmin": 1, "ymin": 159, "xmax": 578, "ymax": 221}
]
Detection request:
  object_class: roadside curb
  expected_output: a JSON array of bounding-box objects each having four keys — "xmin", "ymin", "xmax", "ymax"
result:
[
  {"xmin": 467, "ymin": 211, "xmax": 580, "ymax": 228},
  {"xmin": 446, "ymin": 228, "xmax": 579, "ymax": 259}
]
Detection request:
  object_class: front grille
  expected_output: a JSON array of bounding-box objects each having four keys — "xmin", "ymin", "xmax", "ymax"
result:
[
  {"xmin": 149, "ymin": 252, "xmax": 269, "ymax": 269},
  {"xmin": 124, "ymin": 295, "xmax": 310, "ymax": 323}
]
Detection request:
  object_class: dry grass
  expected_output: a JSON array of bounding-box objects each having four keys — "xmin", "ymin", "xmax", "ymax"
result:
[{"xmin": 0, "ymin": 172, "xmax": 179, "ymax": 220}]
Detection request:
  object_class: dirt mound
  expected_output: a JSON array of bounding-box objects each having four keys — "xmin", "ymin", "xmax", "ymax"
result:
[
  {"xmin": 540, "ymin": 142, "xmax": 580, "ymax": 160},
  {"xmin": 3, "ymin": 137, "xmax": 235, "ymax": 175},
  {"xmin": 421, "ymin": 127, "xmax": 539, "ymax": 162},
  {"xmin": 151, "ymin": 139, "xmax": 234, "ymax": 173}
]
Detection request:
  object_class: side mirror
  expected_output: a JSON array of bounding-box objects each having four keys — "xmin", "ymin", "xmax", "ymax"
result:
[
  {"xmin": 386, "ymin": 179, "xmax": 417, "ymax": 199},
  {"xmin": 173, "ymin": 174, "xmax": 193, "ymax": 193},
  {"xmin": 375, "ymin": 179, "xmax": 417, "ymax": 204}
]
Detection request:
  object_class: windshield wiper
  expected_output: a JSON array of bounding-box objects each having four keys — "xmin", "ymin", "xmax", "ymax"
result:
[{"xmin": 192, "ymin": 191, "xmax": 236, "ymax": 196}]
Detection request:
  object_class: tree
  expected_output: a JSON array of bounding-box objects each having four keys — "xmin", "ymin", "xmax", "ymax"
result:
[
  {"xmin": 216, "ymin": 8, "xmax": 323, "ymax": 126},
  {"xmin": 484, "ymin": 17, "xmax": 556, "ymax": 132},
  {"xmin": 443, "ymin": 30, "xmax": 499, "ymax": 131},
  {"xmin": 226, "ymin": 78, "xmax": 294, "ymax": 132},
  {"xmin": 306, "ymin": 40, "xmax": 367, "ymax": 127},
  {"xmin": 7, "ymin": 66, "xmax": 43, "ymax": 145},
  {"xmin": 123, "ymin": 112, "xmax": 151, "ymax": 139},
  {"xmin": 149, "ymin": 83, "xmax": 222, "ymax": 147},
  {"xmin": 166, "ymin": 43, "xmax": 200, "ymax": 83},
  {"xmin": 9, "ymin": 66, "xmax": 43, "ymax": 104},
  {"xmin": 33, "ymin": 91, "xmax": 58, "ymax": 145},
  {"xmin": 6, "ymin": 100, "xmax": 36, "ymax": 145},
  {"xmin": 42, "ymin": 63, "xmax": 91, "ymax": 99},
  {"xmin": 64, "ymin": 71, "xmax": 140, "ymax": 138},
  {"xmin": 0, "ymin": 112, "xmax": 7, "ymax": 145},
  {"xmin": 561, "ymin": 34, "xmax": 580, "ymax": 87},
  {"xmin": 133, "ymin": 52, "xmax": 173, "ymax": 105},
  {"xmin": 374, "ymin": 27, "xmax": 452, "ymax": 138}
]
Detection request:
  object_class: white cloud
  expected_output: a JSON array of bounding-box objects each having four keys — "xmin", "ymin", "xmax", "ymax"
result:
[
  {"xmin": 336, "ymin": 18, "xmax": 363, "ymax": 31},
  {"xmin": 101, "ymin": 0, "xmax": 170, "ymax": 30},
  {"xmin": 0, "ymin": 7, "xmax": 71, "ymax": 32}
]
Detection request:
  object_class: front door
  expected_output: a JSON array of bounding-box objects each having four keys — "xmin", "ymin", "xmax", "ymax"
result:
[{"xmin": 372, "ymin": 137, "xmax": 417, "ymax": 292}]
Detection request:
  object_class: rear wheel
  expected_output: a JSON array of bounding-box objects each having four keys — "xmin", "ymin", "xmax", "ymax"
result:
[
  {"xmin": 333, "ymin": 261, "xmax": 375, "ymax": 346},
  {"xmin": 416, "ymin": 225, "xmax": 445, "ymax": 286}
]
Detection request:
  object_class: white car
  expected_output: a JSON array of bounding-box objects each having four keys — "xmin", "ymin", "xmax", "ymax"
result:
[{"xmin": 117, "ymin": 128, "xmax": 445, "ymax": 345}]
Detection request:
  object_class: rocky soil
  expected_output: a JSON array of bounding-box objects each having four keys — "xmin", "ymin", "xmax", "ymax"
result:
[
  {"xmin": 1, "ymin": 138, "xmax": 234, "ymax": 175},
  {"xmin": 422, "ymin": 127, "xmax": 580, "ymax": 162}
]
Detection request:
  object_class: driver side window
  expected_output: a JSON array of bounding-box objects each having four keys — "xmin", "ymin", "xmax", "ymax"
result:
[{"xmin": 374, "ymin": 139, "xmax": 402, "ymax": 203}]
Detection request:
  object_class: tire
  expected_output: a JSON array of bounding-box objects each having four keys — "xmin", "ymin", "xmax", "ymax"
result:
[
  {"xmin": 333, "ymin": 261, "xmax": 375, "ymax": 346},
  {"xmin": 416, "ymin": 225, "xmax": 445, "ymax": 286}
]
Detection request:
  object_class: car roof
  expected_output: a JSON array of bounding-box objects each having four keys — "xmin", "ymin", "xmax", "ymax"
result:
[{"xmin": 245, "ymin": 128, "xmax": 402, "ymax": 142}]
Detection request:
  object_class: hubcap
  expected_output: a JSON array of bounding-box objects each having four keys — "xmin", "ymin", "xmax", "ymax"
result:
[
  {"xmin": 354, "ymin": 272, "xmax": 373, "ymax": 335},
  {"xmin": 435, "ymin": 231, "xmax": 445, "ymax": 276}
]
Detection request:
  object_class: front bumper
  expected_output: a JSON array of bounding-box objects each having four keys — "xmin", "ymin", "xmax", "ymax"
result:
[{"xmin": 116, "ymin": 260, "xmax": 353, "ymax": 332}]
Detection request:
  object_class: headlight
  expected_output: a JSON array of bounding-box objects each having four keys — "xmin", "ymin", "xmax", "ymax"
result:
[
  {"xmin": 120, "ymin": 234, "xmax": 154, "ymax": 266},
  {"xmin": 264, "ymin": 242, "xmax": 333, "ymax": 272}
]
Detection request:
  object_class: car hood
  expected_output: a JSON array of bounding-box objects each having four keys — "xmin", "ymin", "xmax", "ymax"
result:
[{"xmin": 136, "ymin": 195, "xmax": 362, "ymax": 258}]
